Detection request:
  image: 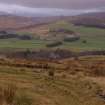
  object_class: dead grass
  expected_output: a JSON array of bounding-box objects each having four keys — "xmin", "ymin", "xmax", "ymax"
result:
[
  {"xmin": 0, "ymin": 83, "xmax": 33, "ymax": 105},
  {"xmin": 0, "ymin": 56, "xmax": 105, "ymax": 105}
]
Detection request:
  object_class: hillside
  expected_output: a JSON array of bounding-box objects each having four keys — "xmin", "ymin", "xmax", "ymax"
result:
[
  {"xmin": 0, "ymin": 14, "xmax": 62, "ymax": 31},
  {"xmin": 0, "ymin": 11, "xmax": 105, "ymax": 31},
  {"xmin": 0, "ymin": 10, "xmax": 105, "ymax": 105},
  {"xmin": 0, "ymin": 14, "xmax": 104, "ymax": 50},
  {"xmin": 0, "ymin": 20, "xmax": 104, "ymax": 50},
  {"xmin": 70, "ymin": 12, "xmax": 105, "ymax": 28},
  {"xmin": 0, "ymin": 55, "xmax": 105, "ymax": 105}
]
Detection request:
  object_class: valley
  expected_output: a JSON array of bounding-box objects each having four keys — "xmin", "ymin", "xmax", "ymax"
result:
[
  {"xmin": 0, "ymin": 20, "xmax": 105, "ymax": 51},
  {"xmin": 0, "ymin": 11, "xmax": 105, "ymax": 105}
]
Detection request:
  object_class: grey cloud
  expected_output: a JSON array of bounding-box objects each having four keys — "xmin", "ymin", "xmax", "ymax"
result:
[
  {"xmin": 0, "ymin": 0, "xmax": 105, "ymax": 9},
  {"xmin": 0, "ymin": 3, "xmax": 105, "ymax": 17}
]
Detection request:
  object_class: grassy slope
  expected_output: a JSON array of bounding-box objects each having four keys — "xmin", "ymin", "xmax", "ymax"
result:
[
  {"xmin": 0, "ymin": 57, "xmax": 105, "ymax": 105},
  {"xmin": 0, "ymin": 65, "xmax": 104, "ymax": 105}
]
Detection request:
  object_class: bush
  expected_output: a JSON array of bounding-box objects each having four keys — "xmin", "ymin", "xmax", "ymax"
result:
[
  {"xmin": 82, "ymin": 40, "xmax": 87, "ymax": 44},
  {"xmin": 64, "ymin": 36, "xmax": 80, "ymax": 42},
  {"xmin": 48, "ymin": 69, "xmax": 55, "ymax": 78},
  {"xmin": 46, "ymin": 41, "xmax": 63, "ymax": 48},
  {"xmin": 23, "ymin": 49, "xmax": 31, "ymax": 59},
  {"xmin": 19, "ymin": 35, "xmax": 32, "ymax": 40}
]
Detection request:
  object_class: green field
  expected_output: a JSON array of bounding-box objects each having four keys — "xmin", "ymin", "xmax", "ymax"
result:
[
  {"xmin": 0, "ymin": 21, "xmax": 105, "ymax": 51},
  {"xmin": 0, "ymin": 39, "xmax": 46, "ymax": 49},
  {"xmin": 49, "ymin": 21, "xmax": 105, "ymax": 51}
]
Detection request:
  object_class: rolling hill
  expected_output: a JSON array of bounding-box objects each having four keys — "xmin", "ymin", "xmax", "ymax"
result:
[
  {"xmin": 70, "ymin": 12, "xmax": 105, "ymax": 28},
  {"xmin": 0, "ymin": 11, "xmax": 105, "ymax": 32},
  {"xmin": 0, "ymin": 14, "xmax": 62, "ymax": 31}
]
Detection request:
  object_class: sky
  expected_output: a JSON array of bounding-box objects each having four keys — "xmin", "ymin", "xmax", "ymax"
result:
[
  {"xmin": 0, "ymin": 0, "xmax": 105, "ymax": 9},
  {"xmin": 0, "ymin": 0, "xmax": 105, "ymax": 16}
]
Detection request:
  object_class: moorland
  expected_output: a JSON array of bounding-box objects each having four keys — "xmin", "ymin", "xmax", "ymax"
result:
[{"xmin": 0, "ymin": 12, "xmax": 105, "ymax": 105}]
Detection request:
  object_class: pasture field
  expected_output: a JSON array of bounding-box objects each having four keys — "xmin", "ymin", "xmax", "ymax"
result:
[
  {"xmin": 0, "ymin": 39, "xmax": 46, "ymax": 49},
  {"xmin": 49, "ymin": 21, "xmax": 105, "ymax": 51},
  {"xmin": 0, "ymin": 21, "xmax": 105, "ymax": 51}
]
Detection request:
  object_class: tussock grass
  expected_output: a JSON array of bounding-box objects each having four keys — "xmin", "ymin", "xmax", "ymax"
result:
[
  {"xmin": 0, "ymin": 83, "xmax": 33, "ymax": 105},
  {"xmin": 0, "ymin": 57, "xmax": 104, "ymax": 105}
]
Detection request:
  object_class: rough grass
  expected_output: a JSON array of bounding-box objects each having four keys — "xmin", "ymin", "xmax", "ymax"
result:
[
  {"xmin": 0, "ymin": 57, "xmax": 105, "ymax": 105},
  {"xmin": 0, "ymin": 83, "xmax": 33, "ymax": 105}
]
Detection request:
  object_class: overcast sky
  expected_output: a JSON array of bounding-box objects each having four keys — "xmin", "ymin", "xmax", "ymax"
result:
[
  {"xmin": 0, "ymin": 0, "xmax": 104, "ymax": 17},
  {"xmin": 0, "ymin": 0, "xmax": 105, "ymax": 9}
]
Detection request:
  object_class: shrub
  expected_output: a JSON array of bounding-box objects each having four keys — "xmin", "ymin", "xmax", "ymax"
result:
[
  {"xmin": 46, "ymin": 41, "xmax": 63, "ymax": 48},
  {"xmin": 48, "ymin": 69, "xmax": 55, "ymax": 78},
  {"xmin": 82, "ymin": 40, "xmax": 87, "ymax": 44},
  {"xmin": 19, "ymin": 35, "xmax": 32, "ymax": 40},
  {"xmin": 64, "ymin": 36, "xmax": 80, "ymax": 42},
  {"xmin": 23, "ymin": 49, "xmax": 31, "ymax": 59}
]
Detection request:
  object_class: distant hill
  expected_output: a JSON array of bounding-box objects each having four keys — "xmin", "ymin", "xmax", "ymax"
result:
[
  {"xmin": 70, "ymin": 12, "xmax": 105, "ymax": 28},
  {"xmin": 74, "ymin": 12, "xmax": 105, "ymax": 19},
  {"xmin": 0, "ymin": 12, "xmax": 8, "ymax": 15},
  {"xmin": 0, "ymin": 14, "xmax": 63, "ymax": 31},
  {"xmin": 0, "ymin": 11, "xmax": 105, "ymax": 33}
]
